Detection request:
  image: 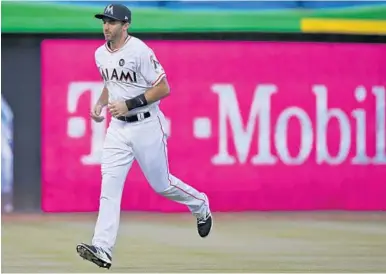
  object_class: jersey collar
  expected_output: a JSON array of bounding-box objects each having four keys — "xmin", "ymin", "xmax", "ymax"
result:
[{"xmin": 105, "ymin": 35, "xmax": 132, "ymax": 53}]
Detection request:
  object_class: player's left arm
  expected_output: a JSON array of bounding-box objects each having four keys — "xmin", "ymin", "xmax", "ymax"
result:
[
  {"xmin": 125, "ymin": 48, "xmax": 170, "ymax": 110},
  {"xmin": 142, "ymin": 77, "xmax": 170, "ymax": 104},
  {"xmin": 108, "ymin": 48, "xmax": 169, "ymax": 116}
]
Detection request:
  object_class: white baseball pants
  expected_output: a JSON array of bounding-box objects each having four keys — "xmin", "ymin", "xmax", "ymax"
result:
[{"xmin": 91, "ymin": 111, "xmax": 209, "ymax": 254}]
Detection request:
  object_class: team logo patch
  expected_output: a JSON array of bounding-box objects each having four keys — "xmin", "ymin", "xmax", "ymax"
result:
[
  {"xmin": 119, "ymin": 59, "xmax": 125, "ymax": 66},
  {"xmin": 150, "ymin": 55, "xmax": 160, "ymax": 70}
]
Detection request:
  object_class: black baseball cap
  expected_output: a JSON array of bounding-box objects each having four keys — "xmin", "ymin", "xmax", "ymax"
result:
[{"xmin": 95, "ymin": 4, "xmax": 131, "ymax": 23}]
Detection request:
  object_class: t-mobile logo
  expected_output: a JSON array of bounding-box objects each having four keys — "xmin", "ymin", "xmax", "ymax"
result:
[
  {"xmin": 67, "ymin": 82, "xmax": 107, "ymax": 165},
  {"xmin": 67, "ymin": 82, "xmax": 171, "ymax": 165},
  {"xmin": 210, "ymin": 83, "xmax": 386, "ymax": 166}
]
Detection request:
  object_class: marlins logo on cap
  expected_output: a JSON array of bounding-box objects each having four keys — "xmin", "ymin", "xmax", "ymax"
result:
[
  {"xmin": 95, "ymin": 4, "xmax": 132, "ymax": 23},
  {"xmin": 104, "ymin": 4, "xmax": 114, "ymax": 15}
]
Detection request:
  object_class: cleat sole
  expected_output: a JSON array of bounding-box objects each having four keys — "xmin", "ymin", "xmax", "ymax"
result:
[{"xmin": 76, "ymin": 244, "xmax": 111, "ymax": 269}]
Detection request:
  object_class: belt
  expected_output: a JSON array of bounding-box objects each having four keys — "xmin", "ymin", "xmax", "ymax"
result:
[{"xmin": 116, "ymin": 112, "xmax": 151, "ymax": 123}]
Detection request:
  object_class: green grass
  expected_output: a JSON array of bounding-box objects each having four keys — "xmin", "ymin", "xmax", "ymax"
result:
[{"xmin": 2, "ymin": 212, "xmax": 386, "ymax": 272}]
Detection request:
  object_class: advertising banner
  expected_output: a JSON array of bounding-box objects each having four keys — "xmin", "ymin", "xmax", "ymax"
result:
[{"xmin": 41, "ymin": 40, "xmax": 386, "ymax": 212}]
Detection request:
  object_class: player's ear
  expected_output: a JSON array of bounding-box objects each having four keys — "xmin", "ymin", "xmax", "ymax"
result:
[{"xmin": 122, "ymin": 22, "xmax": 129, "ymax": 31}]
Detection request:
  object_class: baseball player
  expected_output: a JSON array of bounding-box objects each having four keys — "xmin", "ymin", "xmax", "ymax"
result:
[{"xmin": 76, "ymin": 4, "xmax": 213, "ymax": 269}]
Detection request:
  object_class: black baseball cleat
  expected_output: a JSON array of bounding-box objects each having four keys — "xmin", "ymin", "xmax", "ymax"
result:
[
  {"xmin": 76, "ymin": 243, "xmax": 112, "ymax": 269},
  {"xmin": 197, "ymin": 212, "xmax": 213, "ymax": 238}
]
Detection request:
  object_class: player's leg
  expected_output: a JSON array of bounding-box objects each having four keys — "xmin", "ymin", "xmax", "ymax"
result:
[
  {"xmin": 77, "ymin": 123, "xmax": 134, "ymax": 267},
  {"xmin": 92, "ymin": 127, "xmax": 134, "ymax": 252},
  {"xmin": 132, "ymin": 115, "xmax": 213, "ymax": 237}
]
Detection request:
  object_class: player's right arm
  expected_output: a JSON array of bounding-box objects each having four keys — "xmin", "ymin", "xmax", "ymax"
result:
[
  {"xmin": 91, "ymin": 86, "xmax": 108, "ymax": 123},
  {"xmin": 91, "ymin": 49, "xmax": 108, "ymax": 123}
]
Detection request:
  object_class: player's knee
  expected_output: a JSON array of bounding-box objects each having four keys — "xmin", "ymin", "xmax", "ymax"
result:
[
  {"xmin": 146, "ymin": 176, "xmax": 171, "ymax": 194},
  {"xmin": 153, "ymin": 184, "xmax": 173, "ymax": 195},
  {"xmin": 153, "ymin": 185, "xmax": 170, "ymax": 195}
]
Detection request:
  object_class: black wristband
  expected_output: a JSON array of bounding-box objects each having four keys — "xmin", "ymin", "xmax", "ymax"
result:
[{"xmin": 125, "ymin": 94, "xmax": 148, "ymax": 111}]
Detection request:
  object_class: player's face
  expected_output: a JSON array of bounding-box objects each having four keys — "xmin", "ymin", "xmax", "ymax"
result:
[{"xmin": 102, "ymin": 19, "xmax": 127, "ymax": 42}]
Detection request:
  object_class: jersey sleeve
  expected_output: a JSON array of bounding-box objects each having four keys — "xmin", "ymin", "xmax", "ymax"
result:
[
  {"xmin": 94, "ymin": 49, "xmax": 106, "ymax": 84},
  {"xmin": 95, "ymin": 50, "xmax": 102, "ymax": 70},
  {"xmin": 139, "ymin": 47, "xmax": 166, "ymax": 86}
]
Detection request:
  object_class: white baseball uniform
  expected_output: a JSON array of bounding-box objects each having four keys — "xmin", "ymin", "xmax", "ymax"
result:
[{"xmin": 91, "ymin": 35, "xmax": 210, "ymax": 255}]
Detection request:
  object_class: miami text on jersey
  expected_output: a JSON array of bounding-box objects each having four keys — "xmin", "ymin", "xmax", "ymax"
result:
[{"xmin": 100, "ymin": 67, "xmax": 137, "ymax": 83}]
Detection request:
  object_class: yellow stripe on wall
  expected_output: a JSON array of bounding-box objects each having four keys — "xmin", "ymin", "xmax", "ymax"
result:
[{"xmin": 301, "ymin": 19, "xmax": 386, "ymax": 35}]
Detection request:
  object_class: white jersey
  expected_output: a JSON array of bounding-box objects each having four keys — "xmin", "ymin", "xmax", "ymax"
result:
[{"xmin": 95, "ymin": 35, "xmax": 166, "ymax": 115}]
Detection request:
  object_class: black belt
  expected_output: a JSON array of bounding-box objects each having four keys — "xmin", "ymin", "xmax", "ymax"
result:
[{"xmin": 116, "ymin": 112, "xmax": 151, "ymax": 123}]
